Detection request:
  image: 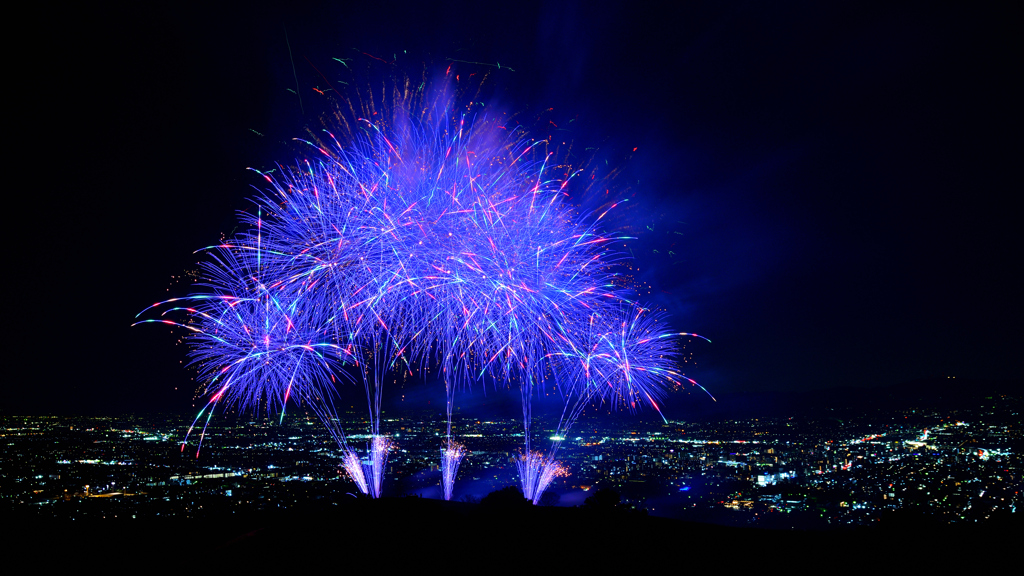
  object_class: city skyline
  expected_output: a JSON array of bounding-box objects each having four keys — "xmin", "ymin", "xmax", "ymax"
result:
[{"xmin": 5, "ymin": 382, "xmax": 1018, "ymax": 527}]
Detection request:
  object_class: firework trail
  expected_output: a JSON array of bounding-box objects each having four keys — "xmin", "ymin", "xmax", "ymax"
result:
[
  {"xmin": 552, "ymin": 304, "xmax": 712, "ymax": 417},
  {"xmin": 134, "ymin": 239, "xmax": 358, "ymax": 461},
  {"xmin": 511, "ymin": 303, "xmax": 712, "ymax": 502}
]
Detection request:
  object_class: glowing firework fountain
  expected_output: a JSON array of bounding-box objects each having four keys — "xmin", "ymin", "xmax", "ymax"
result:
[
  {"xmin": 342, "ymin": 449, "xmax": 369, "ymax": 495},
  {"xmin": 440, "ymin": 440, "xmax": 466, "ymax": 501}
]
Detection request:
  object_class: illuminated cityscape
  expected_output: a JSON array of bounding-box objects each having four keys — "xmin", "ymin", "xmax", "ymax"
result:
[
  {"xmin": 5, "ymin": 388, "xmax": 1017, "ymax": 528},
  {"xmin": 11, "ymin": 2, "xmax": 1020, "ymax": 567}
]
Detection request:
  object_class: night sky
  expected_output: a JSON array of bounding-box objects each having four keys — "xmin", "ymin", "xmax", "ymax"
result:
[{"xmin": 9, "ymin": 1, "xmax": 1020, "ymax": 416}]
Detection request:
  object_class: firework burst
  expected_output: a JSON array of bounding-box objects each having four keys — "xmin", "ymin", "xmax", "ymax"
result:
[{"xmin": 138, "ymin": 63, "xmax": 708, "ymax": 500}]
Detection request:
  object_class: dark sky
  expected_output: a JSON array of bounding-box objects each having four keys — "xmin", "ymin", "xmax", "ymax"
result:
[{"xmin": 8, "ymin": 1, "xmax": 1020, "ymax": 416}]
